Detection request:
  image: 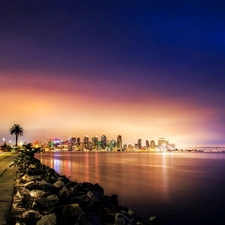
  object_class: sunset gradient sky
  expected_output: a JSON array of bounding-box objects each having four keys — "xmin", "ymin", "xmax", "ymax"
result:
[{"xmin": 1, "ymin": 1, "xmax": 225, "ymax": 148}]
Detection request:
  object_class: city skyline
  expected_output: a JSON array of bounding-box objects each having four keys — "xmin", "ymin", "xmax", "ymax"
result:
[{"xmin": 1, "ymin": 1, "xmax": 225, "ymax": 148}]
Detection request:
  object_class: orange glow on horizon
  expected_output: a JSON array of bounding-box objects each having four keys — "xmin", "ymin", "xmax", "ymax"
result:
[{"xmin": 1, "ymin": 71, "xmax": 225, "ymax": 148}]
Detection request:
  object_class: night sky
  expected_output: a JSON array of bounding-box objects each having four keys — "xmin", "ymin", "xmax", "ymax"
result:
[{"xmin": 1, "ymin": 1, "xmax": 225, "ymax": 148}]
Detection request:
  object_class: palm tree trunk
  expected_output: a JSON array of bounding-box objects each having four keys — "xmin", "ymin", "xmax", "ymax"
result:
[{"xmin": 16, "ymin": 134, "xmax": 18, "ymax": 146}]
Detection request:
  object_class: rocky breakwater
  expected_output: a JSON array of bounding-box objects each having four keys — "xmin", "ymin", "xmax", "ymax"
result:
[{"xmin": 9, "ymin": 152, "xmax": 160, "ymax": 225}]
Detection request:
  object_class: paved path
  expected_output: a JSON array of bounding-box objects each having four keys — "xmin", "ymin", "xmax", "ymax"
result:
[{"xmin": 0, "ymin": 154, "xmax": 18, "ymax": 225}]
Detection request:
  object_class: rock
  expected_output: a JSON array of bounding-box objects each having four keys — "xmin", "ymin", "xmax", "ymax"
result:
[
  {"xmin": 39, "ymin": 179, "xmax": 48, "ymax": 186},
  {"xmin": 39, "ymin": 180, "xmax": 58, "ymax": 193},
  {"xmin": 57, "ymin": 175, "xmax": 70, "ymax": 184},
  {"xmin": 64, "ymin": 203, "xmax": 84, "ymax": 218},
  {"xmin": 28, "ymin": 164, "xmax": 35, "ymax": 168},
  {"xmin": 93, "ymin": 183, "xmax": 104, "ymax": 194},
  {"xmin": 81, "ymin": 182, "xmax": 104, "ymax": 195},
  {"xmin": 66, "ymin": 180, "xmax": 77, "ymax": 189},
  {"xmin": 76, "ymin": 212, "xmax": 102, "ymax": 225},
  {"xmin": 21, "ymin": 174, "xmax": 42, "ymax": 182},
  {"xmin": 25, "ymin": 181, "xmax": 40, "ymax": 190},
  {"xmin": 59, "ymin": 186, "xmax": 71, "ymax": 201},
  {"xmin": 127, "ymin": 209, "xmax": 135, "ymax": 217},
  {"xmin": 114, "ymin": 212, "xmax": 133, "ymax": 225},
  {"xmin": 54, "ymin": 180, "xmax": 65, "ymax": 188},
  {"xmin": 36, "ymin": 213, "xmax": 57, "ymax": 225},
  {"xmin": 21, "ymin": 209, "xmax": 42, "ymax": 224},
  {"xmin": 148, "ymin": 216, "xmax": 160, "ymax": 225},
  {"xmin": 111, "ymin": 195, "xmax": 119, "ymax": 207},
  {"xmin": 18, "ymin": 187, "xmax": 31, "ymax": 195},
  {"xmin": 15, "ymin": 190, "xmax": 22, "ymax": 198},
  {"xmin": 87, "ymin": 190, "xmax": 102, "ymax": 202},
  {"xmin": 22, "ymin": 209, "xmax": 42, "ymax": 219},
  {"xmin": 30, "ymin": 189, "xmax": 50, "ymax": 198},
  {"xmin": 36, "ymin": 194, "xmax": 59, "ymax": 209},
  {"xmin": 21, "ymin": 174, "xmax": 33, "ymax": 182},
  {"xmin": 99, "ymin": 209, "xmax": 115, "ymax": 224},
  {"xmin": 114, "ymin": 213, "xmax": 126, "ymax": 225}
]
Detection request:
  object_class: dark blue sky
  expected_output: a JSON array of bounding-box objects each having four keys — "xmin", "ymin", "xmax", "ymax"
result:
[
  {"xmin": 1, "ymin": 1, "xmax": 225, "ymax": 83},
  {"xmin": 1, "ymin": 1, "xmax": 225, "ymax": 146}
]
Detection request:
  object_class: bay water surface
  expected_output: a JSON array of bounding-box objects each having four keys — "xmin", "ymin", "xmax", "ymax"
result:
[{"xmin": 35, "ymin": 152, "xmax": 225, "ymax": 225}]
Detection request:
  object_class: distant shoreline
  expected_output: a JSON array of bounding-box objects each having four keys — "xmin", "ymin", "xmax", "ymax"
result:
[{"xmin": 41, "ymin": 148, "xmax": 225, "ymax": 153}]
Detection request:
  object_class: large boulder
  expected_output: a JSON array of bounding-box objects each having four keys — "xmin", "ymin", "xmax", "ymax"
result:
[
  {"xmin": 36, "ymin": 194, "xmax": 59, "ymax": 209},
  {"xmin": 148, "ymin": 216, "xmax": 160, "ymax": 225},
  {"xmin": 64, "ymin": 203, "xmax": 84, "ymax": 218},
  {"xmin": 21, "ymin": 209, "xmax": 42, "ymax": 225},
  {"xmin": 54, "ymin": 180, "xmax": 65, "ymax": 189},
  {"xmin": 76, "ymin": 212, "xmax": 102, "ymax": 225},
  {"xmin": 25, "ymin": 181, "xmax": 40, "ymax": 190},
  {"xmin": 87, "ymin": 190, "xmax": 103, "ymax": 202},
  {"xmin": 81, "ymin": 182, "xmax": 104, "ymax": 195},
  {"xmin": 21, "ymin": 174, "xmax": 42, "ymax": 182},
  {"xmin": 39, "ymin": 180, "xmax": 59, "ymax": 194},
  {"xmin": 114, "ymin": 212, "xmax": 135, "ymax": 225},
  {"xmin": 30, "ymin": 189, "xmax": 50, "ymax": 198},
  {"xmin": 36, "ymin": 213, "xmax": 57, "ymax": 225},
  {"xmin": 22, "ymin": 209, "xmax": 42, "ymax": 219}
]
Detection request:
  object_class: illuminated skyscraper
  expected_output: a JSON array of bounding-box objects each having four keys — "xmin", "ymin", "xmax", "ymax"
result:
[
  {"xmin": 117, "ymin": 135, "xmax": 122, "ymax": 150},
  {"xmin": 70, "ymin": 136, "xmax": 76, "ymax": 151},
  {"xmin": 150, "ymin": 140, "xmax": 156, "ymax": 149},
  {"xmin": 92, "ymin": 136, "xmax": 98, "ymax": 150},
  {"xmin": 146, "ymin": 140, "xmax": 150, "ymax": 148},
  {"xmin": 101, "ymin": 135, "xmax": 107, "ymax": 149},
  {"xmin": 123, "ymin": 144, "xmax": 127, "ymax": 151},
  {"xmin": 76, "ymin": 137, "xmax": 80, "ymax": 146},
  {"xmin": 84, "ymin": 135, "xmax": 89, "ymax": 149},
  {"xmin": 138, "ymin": 139, "xmax": 142, "ymax": 149},
  {"xmin": 110, "ymin": 139, "xmax": 116, "ymax": 148},
  {"xmin": 70, "ymin": 136, "xmax": 76, "ymax": 145},
  {"xmin": 158, "ymin": 137, "xmax": 169, "ymax": 146}
]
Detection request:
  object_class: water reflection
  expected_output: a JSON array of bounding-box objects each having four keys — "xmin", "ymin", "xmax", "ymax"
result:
[
  {"xmin": 161, "ymin": 153, "xmax": 169, "ymax": 201},
  {"xmin": 36, "ymin": 152, "xmax": 225, "ymax": 225}
]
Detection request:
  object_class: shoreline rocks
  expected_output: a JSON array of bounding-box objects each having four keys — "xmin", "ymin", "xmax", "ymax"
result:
[{"xmin": 8, "ymin": 152, "xmax": 160, "ymax": 225}]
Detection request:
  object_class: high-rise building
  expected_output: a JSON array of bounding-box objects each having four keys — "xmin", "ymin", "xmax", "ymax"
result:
[
  {"xmin": 117, "ymin": 135, "xmax": 122, "ymax": 150},
  {"xmin": 158, "ymin": 137, "xmax": 169, "ymax": 146},
  {"xmin": 128, "ymin": 143, "xmax": 133, "ymax": 149},
  {"xmin": 101, "ymin": 135, "xmax": 107, "ymax": 149},
  {"xmin": 146, "ymin": 140, "xmax": 150, "ymax": 148},
  {"xmin": 110, "ymin": 139, "xmax": 116, "ymax": 148},
  {"xmin": 76, "ymin": 137, "xmax": 80, "ymax": 146},
  {"xmin": 84, "ymin": 135, "xmax": 89, "ymax": 149},
  {"xmin": 70, "ymin": 136, "xmax": 76, "ymax": 150},
  {"xmin": 150, "ymin": 140, "xmax": 156, "ymax": 149},
  {"xmin": 123, "ymin": 144, "xmax": 127, "ymax": 151},
  {"xmin": 92, "ymin": 136, "xmax": 98, "ymax": 150},
  {"xmin": 48, "ymin": 139, "xmax": 54, "ymax": 148},
  {"xmin": 70, "ymin": 136, "xmax": 76, "ymax": 145},
  {"xmin": 138, "ymin": 139, "xmax": 142, "ymax": 149}
]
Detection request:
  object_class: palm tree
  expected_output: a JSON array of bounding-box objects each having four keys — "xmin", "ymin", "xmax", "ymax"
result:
[{"xmin": 10, "ymin": 124, "xmax": 24, "ymax": 146}]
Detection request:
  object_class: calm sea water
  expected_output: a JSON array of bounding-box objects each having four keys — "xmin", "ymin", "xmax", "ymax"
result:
[{"xmin": 35, "ymin": 151, "xmax": 225, "ymax": 225}]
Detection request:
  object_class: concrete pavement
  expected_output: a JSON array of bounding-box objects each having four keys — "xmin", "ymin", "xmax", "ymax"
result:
[{"xmin": 0, "ymin": 154, "xmax": 18, "ymax": 225}]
